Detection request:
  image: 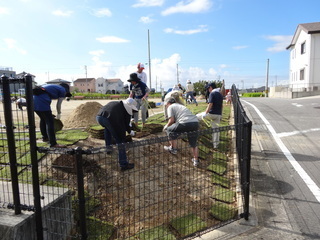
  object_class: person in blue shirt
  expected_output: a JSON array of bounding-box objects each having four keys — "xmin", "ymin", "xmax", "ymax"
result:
[
  {"xmin": 128, "ymin": 73, "xmax": 150, "ymax": 128},
  {"xmin": 33, "ymin": 84, "xmax": 72, "ymax": 148},
  {"xmin": 203, "ymin": 82, "xmax": 223, "ymax": 148}
]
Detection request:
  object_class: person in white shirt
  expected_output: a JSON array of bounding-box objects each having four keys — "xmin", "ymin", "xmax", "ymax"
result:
[
  {"xmin": 136, "ymin": 63, "xmax": 148, "ymax": 85},
  {"xmin": 185, "ymin": 80, "xmax": 198, "ymax": 106}
]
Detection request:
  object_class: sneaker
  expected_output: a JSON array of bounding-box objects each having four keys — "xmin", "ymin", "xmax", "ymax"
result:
[
  {"xmin": 121, "ymin": 163, "xmax": 134, "ymax": 171},
  {"xmin": 192, "ymin": 158, "xmax": 199, "ymax": 166},
  {"xmin": 106, "ymin": 146, "xmax": 113, "ymax": 154},
  {"xmin": 164, "ymin": 145, "xmax": 177, "ymax": 155}
]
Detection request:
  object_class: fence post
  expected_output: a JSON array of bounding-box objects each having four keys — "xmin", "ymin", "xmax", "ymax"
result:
[
  {"xmin": 25, "ymin": 74, "xmax": 44, "ymax": 239},
  {"xmin": 243, "ymin": 121, "xmax": 252, "ymax": 220},
  {"xmin": 75, "ymin": 147, "xmax": 88, "ymax": 240},
  {"xmin": 1, "ymin": 75, "xmax": 21, "ymax": 214}
]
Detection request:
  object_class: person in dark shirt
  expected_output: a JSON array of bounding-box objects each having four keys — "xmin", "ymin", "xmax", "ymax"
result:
[
  {"xmin": 96, "ymin": 98, "xmax": 138, "ymax": 171},
  {"xmin": 128, "ymin": 73, "xmax": 150, "ymax": 127},
  {"xmin": 204, "ymin": 82, "xmax": 223, "ymax": 148}
]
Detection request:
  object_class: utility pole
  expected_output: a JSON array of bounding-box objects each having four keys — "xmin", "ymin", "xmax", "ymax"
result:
[
  {"xmin": 84, "ymin": 65, "xmax": 88, "ymax": 93},
  {"xmin": 176, "ymin": 64, "xmax": 179, "ymax": 84},
  {"xmin": 265, "ymin": 59, "xmax": 269, "ymax": 97},
  {"xmin": 148, "ymin": 29, "xmax": 152, "ymax": 89}
]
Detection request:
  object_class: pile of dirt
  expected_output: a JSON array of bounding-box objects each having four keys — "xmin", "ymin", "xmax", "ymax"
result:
[{"xmin": 63, "ymin": 101, "xmax": 102, "ymax": 128}]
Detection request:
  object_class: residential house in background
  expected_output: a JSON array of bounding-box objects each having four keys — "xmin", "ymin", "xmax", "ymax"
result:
[
  {"xmin": 0, "ymin": 68, "xmax": 36, "ymax": 94},
  {"xmin": 73, "ymin": 78, "xmax": 96, "ymax": 93},
  {"xmin": 96, "ymin": 78, "xmax": 124, "ymax": 94},
  {"xmin": 286, "ymin": 22, "xmax": 320, "ymax": 91}
]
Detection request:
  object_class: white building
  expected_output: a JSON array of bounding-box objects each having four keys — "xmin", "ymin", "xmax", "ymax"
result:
[
  {"xmin": 95, "ymin": 78, "xmax": 124, "ymax": 94},
  {"xmin": 286, "ymin": 22, "xmax": 320, "ymax": 91}
]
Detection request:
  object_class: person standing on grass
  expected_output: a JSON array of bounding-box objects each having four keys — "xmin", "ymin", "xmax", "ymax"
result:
[
  {"xmin": 128, "ymin": 73, "xmax": 150, "ymax": 128},
  {"xmin": 185, "ymin": 79, "xmax": 198, "ymax": 106},
  {"xmin": 33, "ymin": 84, "xmax": 72, "ymax": 148},
  {"xmin": 136, "ymin": 62, "xmax": 149, "ymax": 119},
  {"xmin": 163, "ymin": 97, "xmax": 200, "ymax": 167},
  {"xmin": 203, "ymin": 82, "xmax": 223, "ymax": 148},
  {"xmin": 96, "ymin": 98, "xmax": 138, "ymax": 171}
]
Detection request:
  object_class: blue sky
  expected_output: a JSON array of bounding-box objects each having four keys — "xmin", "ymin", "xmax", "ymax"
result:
[{"xmin": 1, "ymin": 0, "xmax": 319, "ymax": 90}]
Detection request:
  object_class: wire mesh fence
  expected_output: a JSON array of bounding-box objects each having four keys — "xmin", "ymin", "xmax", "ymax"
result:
[
  {"xmin": 35, "ymin": 126, "xmax": 241, "ymax": 239},
  {"xmin": 0, "ymin": 76, "xmax": 251, "ymax": 240}
]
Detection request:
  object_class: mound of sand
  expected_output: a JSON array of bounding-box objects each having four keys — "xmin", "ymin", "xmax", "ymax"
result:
[{"xmin": 63, "ymin": 102, "xmax": 102, "ymax": 128}]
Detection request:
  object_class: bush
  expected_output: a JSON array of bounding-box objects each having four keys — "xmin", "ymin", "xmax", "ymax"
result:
[{"xmin": 242, "ymin": 92, "xmax": 263, "ymax": 97}]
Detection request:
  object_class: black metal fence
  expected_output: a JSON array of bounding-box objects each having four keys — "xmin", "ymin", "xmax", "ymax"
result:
[{"xmin": 0, "ymin": 76, "xmax": 252, "ymax": 240}]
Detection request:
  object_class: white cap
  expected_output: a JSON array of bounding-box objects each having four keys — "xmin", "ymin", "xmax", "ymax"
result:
[
  {"xmin": 137, "ymin": 63, "xmax": 145, "ymax": 69},
  {"xmin": 122, "ymin": 98, "xmax": 138, "ymax": 115},
  {"xmin": 187, "ymin": 79, "xmax": 191, "ymax": 83}
]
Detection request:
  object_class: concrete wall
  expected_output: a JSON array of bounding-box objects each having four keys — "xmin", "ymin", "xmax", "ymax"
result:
[{"xmin": 0, "ymin": 182, "xmax": 73, "ymax": 240}]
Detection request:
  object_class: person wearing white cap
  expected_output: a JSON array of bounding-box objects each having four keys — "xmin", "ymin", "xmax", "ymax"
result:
[
  {"xmin": 185, "ymin": 79, "xmax": 198, "ymax": 106},
  {"xmin": 137, "ymin": 63, "xmax": 147, "ymax": 85},
  {"xmin": 96, "ymin": 98, "xmax": 138, "ymax": 171}
]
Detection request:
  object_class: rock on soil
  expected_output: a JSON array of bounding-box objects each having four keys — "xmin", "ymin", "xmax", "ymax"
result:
[{"xmin": 63, "ymin": 102, "xmax": 102, "ymax": 128}]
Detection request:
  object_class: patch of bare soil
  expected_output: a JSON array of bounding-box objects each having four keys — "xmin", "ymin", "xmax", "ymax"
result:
[
  {"xmin": 47, "ymin": 132, "xmax": 220, "ymax": 239},
  {"xmin": 63, "ymin": 101, "xmax": 103, "ymax": 128},
  {"xmin": 44, "ymin": 101, "xmax": 228, "ymax": 239}
]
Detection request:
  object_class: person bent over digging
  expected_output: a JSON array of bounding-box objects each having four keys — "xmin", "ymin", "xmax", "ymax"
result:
[
  {"xmin": 96, "ymin": 98, "xmax": 138, "ymax": 171},
  {"xmin": 163, "ymin": 97, "xmax": 200, "ymax": 167}
]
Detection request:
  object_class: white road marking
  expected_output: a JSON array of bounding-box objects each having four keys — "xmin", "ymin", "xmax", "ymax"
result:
[
  {"xmin": 278, "ymin": 128, "xmax": 320, "ymax": 138},
  {"xmin": 292, "ymin": 103, "xmax": 303, "ymax": 107},
  {"xmin": 244, "ymin": 100, "xmax": 320, "ymax": 203}
]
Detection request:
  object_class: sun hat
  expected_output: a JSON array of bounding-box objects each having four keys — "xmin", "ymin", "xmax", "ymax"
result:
[
  {"xmin": 122, "ymin": 98, "xmax": 138, "ymax": 115},
  {"xmin": 137, "ymin": 63, "xmax": 145, "ymax": 69},
  {"xmin": 127, "ymin": 73, "xmax": 141, "ymax": 82}
]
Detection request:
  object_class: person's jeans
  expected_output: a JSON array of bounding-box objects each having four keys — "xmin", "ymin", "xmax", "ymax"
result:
[
  {"xmin": 35, "ymin": 111, "xmax": 57, "ymax": 147},
  {"xmin": 96, "ymin": 116, "xmax": 128, "ymax": 167},
  {"xmin": 186, "ymin": 91, "xmax": 197, "ymax": 104}
]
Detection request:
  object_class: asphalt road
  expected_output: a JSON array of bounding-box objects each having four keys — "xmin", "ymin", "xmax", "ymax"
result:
[{"xmin": 236, "ymin": 96, "xmax": 320, "ymax": 239}]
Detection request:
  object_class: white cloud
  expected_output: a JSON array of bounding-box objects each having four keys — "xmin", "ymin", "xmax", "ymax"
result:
[
  {"xmin": 164, "ymin": 25, "xmax": 208, "ymax": 35},
  {"xmin": 89, "ymin": 50, "xmax": 105, "ymax": 56},
  {"xmin": 52, "ymin": 10, "xmax": 73, "ymax": 17},
  {"xmin": 0, "ymin": 7, "xmax": 10, "ymax": 15},
  {"xmin": 133, "ymin": 0, "xmax": 164, "ymax": 7},
  {"xmin": 139, "ymin": 16, "xmax": 155, "ymax": 24},
  {"xmin": 92, "ymin": 8, "xmax": 112, "ymax": 17},
  {"xmin": 161, "ymin": 0, "xmax": 212, "ymax": 16},
  {"xmin": 232, "ymin": 45, "xmax": 248, "ymax": 50},
  {"xmin": 96, "ymin": 36, "xmax": 130, "ymax": 43},
  {"xmin": 265, "ymin": 35, "xmax": 292, "ymax": 52},
  {"xmin": 4, "ymin": 38, "xmax": 27, "ymax": 55}
]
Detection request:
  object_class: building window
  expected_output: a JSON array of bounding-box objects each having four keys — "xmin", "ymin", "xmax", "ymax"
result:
[
  {"xmin": 301, "ymin": 42, "xmax": 306, "ymax": 54},
  {"xmin": 300, "ymin": 68, "xmax": 305, "ymax": 80}
]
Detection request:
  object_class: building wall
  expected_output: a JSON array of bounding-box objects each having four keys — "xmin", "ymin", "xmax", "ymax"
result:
[
  {"xmin": 310, "ymin": 33, "xmax": 320, "ymax": 85},
  {"xmin": 289, "ymin": 30, "xmax": 310, "ymax": 90},
  {"xmin": 96, "ymin": 78, "xmax": 106, "ymax": 93}
]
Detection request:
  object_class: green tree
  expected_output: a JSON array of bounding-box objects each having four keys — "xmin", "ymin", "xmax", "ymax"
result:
[{"xmin": 194, "ymin": 80, "xmax": 224, "ymax": 96}]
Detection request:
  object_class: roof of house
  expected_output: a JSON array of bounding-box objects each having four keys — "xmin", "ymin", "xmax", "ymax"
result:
[
  {"xmin": 16, "ymin": 72, "xmax": 35, "ymax": 77},
  {"xmin": 107, "ymin": 78, "xmax": 121, "ymax": 83},
  {"xmin": 286, "ymin": 22, "xmax": 320, "ymax": 49},
  {"xmin": 46, "ymin": 79, "xmax": 71, "ymax": 84},
  {"xmin": 74, "ymin": 78, "xmax": 95, "ymax": 83}
]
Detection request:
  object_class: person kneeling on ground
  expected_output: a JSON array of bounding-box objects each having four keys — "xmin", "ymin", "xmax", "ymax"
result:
[
  {"xmin": 96, "ymin": 98, "xmax": 137, "ymax": 171},
  {"xmin": 163, "ymin": 97, "xmax": 200, "ymax": 166},
  {"xmin": 16, "ymin": 97, "xmax": 27, "ymax": 110}
]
